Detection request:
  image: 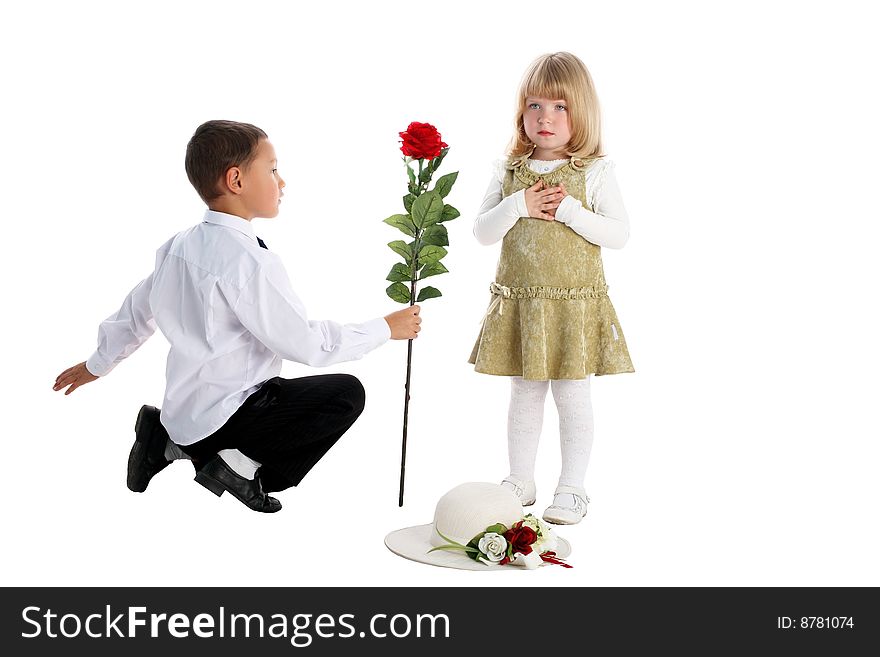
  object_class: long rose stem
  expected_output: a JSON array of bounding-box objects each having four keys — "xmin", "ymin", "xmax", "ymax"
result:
[
  {"xmin": 398, "ymin": 270, "xmax": 418, "ymax": 507},
  {"xmin": 399, "ymin": 157, "xmax": 428, "ymax": 507},
  {"xmin": 398, "ymin": 338, "xmax": 413, "ymax": 506}
]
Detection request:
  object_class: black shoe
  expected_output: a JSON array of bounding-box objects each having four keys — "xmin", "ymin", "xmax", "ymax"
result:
[
  {"xmin": 127, "ymin": 405, "xmax": 171, "ymax": 493},
  {"xmin": 194, "ymin": 456, "xmax": 282, "ymax": 513}
]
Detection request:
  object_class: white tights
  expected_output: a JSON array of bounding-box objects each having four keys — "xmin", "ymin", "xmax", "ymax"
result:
[{"xmin": 507, "ymin": 376, "xmax": 594, "ymax": 490}]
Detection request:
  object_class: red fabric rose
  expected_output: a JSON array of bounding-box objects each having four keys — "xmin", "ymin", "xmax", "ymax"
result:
[
  {"xmin": 503, "ymin": 521, "xmax": 538, "ymax": 556},
  {"xmin": 399, "ymin": 122, "xmax": 448, "ymax": 160}
]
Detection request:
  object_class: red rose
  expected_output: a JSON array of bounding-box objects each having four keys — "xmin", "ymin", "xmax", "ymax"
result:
[
  {"xmin": 503, "ymin": 522, "xmax": 538, "ymax": 556},
  {"xmin": 399, "ymin": 122, "xmax": 448, "ymax": 160}
]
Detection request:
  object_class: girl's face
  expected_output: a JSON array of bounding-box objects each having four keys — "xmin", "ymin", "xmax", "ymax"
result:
[{"xmin": 523, "ymin": 96, "xmax": 571, "ymax": 160}]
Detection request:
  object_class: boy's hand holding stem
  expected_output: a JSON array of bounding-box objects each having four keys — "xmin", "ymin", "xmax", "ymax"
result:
[
  {"xmin": 525, "ymin": 180, "xmax": 568, "ymax": 220},
  {"xmin": 385, "ymin": 305, "xmax": 422, "ymax": 340}
]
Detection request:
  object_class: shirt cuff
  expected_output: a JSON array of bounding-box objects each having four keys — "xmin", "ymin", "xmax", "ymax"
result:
[
  {"xmin": 85, "ymin": 353, "xmax": 112, "ymax": 377},
  {"xmin": 555, "ymin": 195, "xmax": 583, "ymax": 225},
  {"xmin": 513, "ymin": 189, "xmax": 529, "ymax": 218},
  {"xmin": 363, "ymin": 316, "xmax": 392, "ymax": 344}
]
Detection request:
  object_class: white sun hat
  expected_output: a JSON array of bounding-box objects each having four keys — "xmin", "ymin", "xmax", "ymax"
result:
[{"xmin": 384, "ymin": 482, "xmax": 572, "ymax": 571}]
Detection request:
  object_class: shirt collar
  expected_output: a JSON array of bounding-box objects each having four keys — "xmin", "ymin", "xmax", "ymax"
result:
[{"xmin": 202, "ymin": 210, "xmax": 258, "ymax": 243}]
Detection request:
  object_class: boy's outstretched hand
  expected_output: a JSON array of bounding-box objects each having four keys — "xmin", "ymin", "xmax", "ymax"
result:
[
  {"xmin": 385, "ymin": 305, "xmax": 422, "ymax": 340},
  {"xmin": 53, "ymin": 361, "xmax": 98, "ymax": 395}
]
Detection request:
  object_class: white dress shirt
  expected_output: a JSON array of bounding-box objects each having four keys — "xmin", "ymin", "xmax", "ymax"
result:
[
  {"xmin": 86, "ymin": 210, "xmax": 391, "ymax": 445},
  {"xmin": 472, "ymin": 157, "xmax": 630, "ymax": 248}
]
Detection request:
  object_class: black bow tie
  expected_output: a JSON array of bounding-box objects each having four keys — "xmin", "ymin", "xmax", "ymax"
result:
[{"xmin": 257, "ymin": 237, "xmax": 268, "ymax": 250}]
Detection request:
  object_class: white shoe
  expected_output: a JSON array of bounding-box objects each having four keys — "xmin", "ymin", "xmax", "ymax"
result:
[
  {"xmin": 542, "ymin": 485, "xmax": 589, "ymax": 525},
  {"xmin": 501, "ymin": 476, "xmax": 536, "ymax": 506}
]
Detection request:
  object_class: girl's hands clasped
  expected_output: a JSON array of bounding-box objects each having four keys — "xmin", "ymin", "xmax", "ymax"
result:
[{"xmin": 524, "ymin": 180, "xmax": 567, "ymax": 221}]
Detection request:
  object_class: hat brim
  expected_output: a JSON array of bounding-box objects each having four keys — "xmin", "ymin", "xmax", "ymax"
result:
[{"xmin": 384, "ymin": 523, "xmax": 572, "ymax": 571}]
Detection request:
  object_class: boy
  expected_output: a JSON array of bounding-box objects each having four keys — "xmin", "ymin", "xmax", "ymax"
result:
[{"xmin": 53, "ymin": 120, "xmax": 421, "ymax": 513}]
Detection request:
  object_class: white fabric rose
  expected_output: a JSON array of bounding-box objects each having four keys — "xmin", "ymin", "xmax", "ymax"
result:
[
  {"xmin": 521, "ymin": 516, "xmax": 541, "ymax": 533},
  {"xmin": 537, "ymin": 517, "xmax": 554, "ymax": 536},
  {"xmin": 477, "ymin": 532, "xmax": 508, "ymax": 563},
  {"xmin": 523, "ymin": 515, "xmax": 558, "ymax": 554},
  {"xmin": 535, "ymin": 531, "xmax": 558, "ymax": 554}
]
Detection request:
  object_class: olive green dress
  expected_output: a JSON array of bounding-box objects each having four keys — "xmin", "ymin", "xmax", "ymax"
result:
[{"xmin": 468, "ymin": 157, "xmax": 634, "ymax": 380}]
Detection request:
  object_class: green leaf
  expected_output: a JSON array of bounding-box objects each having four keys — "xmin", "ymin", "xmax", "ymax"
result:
[
  {"xmin": 406, "ymin": 163, "xmax": 416, "ymax": 186},
  {"xmin": 386, "ymin": 282, "xmax": 412, "ymax": 304},
  {"xmin": 433, "ymin": 147, "xmax": 449, "ymax": 170},
  {"xmin": 466, "ymin": 535, "xmax": 485, "ymax": 554},
  {"xmin": 383, "ymin": 214, "xmax": 416, "ymax": 237},
  {"xmin": 417, "ymin": 244, "xmax": 447, "ymax": 263},
  {"xmin": 386, "ymin": 263, "xmax": 413, "ymax": 283},
  {"xmin": 418, "ymin": 167, "xmax": 432, "ymax": 184},
  {"xmin": 420, "ymin": 224, "xmax": 449, "ymax": 246},
  {"xmin": 403, "ymin": 194, "xmax": 415, "ymax": 213},
  {"xmin": 387, "ymin": 240, "xmax": 413, "ymax": 262},
  {"xmin": 419, "ymin": 261, "xmax": 448, "ymax": 280},
  {"xmin": 411, "ymin": 190, "xmax": 444, "ymax": 229},
  {"xmin": 439, "ymin": 204, "xmax": 460, "ymax": 223},
  {"xmin": 416, "ymin": 286, "xmax": 442, "ymax": 302},
  {"xmin": 485, "ymin": 523, "xmax": 508, "ymax": 535},
  {"xmin": 408, "ymin": 182, "xmax": 419, "ymax": 196},
  {"xmin": 433, "ymin": 171, "xmax": 458, "ymax": 198}
]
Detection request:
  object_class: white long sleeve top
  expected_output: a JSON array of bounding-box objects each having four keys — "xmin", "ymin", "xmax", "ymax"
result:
[
  {"xmin": 472, "ymin": 157, "xmax": 630, "ymax": 248},
  {"xmin": 86, "ymin": 210, "xmax": 390, "ymax": 445}
]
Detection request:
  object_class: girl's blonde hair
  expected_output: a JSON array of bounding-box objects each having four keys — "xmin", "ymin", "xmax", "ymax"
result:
[{"xmin": 507, "ymin": 52, "xmax": 604, "ymax": 163}]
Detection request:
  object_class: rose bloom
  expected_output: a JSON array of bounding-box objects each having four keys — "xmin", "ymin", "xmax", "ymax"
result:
[
  {"xmin": 399, "ymin": 122, "xmax": 448, "ymax": 160},
  {"xmin": 535, "ymin": 532, "xmax": 558, "ymax": 555},
  {"xmin": 477, "ymin": 532, "xmax": 508, "ymax": 563},
  {"xmin": 522, "ymin": 515, "xmax": 558, "ymax": 554},
  {"xmin": 504, "ymin": 523, "xmax": 537, "ymax": 556},
  {"xmin": 521, "ymin": 515, "xmax": 541, "ymax": 534},
  {"xmin": 536, "ymin": 518, "xmax": 558, "ymax": 553}
]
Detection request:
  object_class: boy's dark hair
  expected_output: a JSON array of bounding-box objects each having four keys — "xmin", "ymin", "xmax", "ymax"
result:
[{"xmin": 185, "ymin": 120, "xmax": 268, "ymax": 203}]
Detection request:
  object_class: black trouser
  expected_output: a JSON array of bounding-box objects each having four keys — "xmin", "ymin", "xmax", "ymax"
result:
[{"xmin": 179, "ymin": 374, "xmax": 366, "ymax": 493}]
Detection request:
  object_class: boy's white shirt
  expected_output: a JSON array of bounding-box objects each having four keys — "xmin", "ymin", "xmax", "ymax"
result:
[
  {"xmin": 85, "ymin": 210, "xmax": 391, "ymax": 446},
  {"xmin": 472, "ymin": 157, "xmax": 630, "ymax": 249}
]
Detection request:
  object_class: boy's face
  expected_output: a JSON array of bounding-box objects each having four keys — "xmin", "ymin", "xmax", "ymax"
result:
[{"xmin": 239, "ymin": 139, "xmax": 286, "ymax": 219}]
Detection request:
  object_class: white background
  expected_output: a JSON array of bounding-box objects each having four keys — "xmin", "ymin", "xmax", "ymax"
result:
[{"xmin": 1, "ymin": 0, "xmax": 878, "ymax": 587}]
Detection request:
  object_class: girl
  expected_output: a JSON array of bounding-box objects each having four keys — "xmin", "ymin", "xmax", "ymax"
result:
[{"xmin": 469, "ymin": 52, "xmax": 633, "ymax": 525}]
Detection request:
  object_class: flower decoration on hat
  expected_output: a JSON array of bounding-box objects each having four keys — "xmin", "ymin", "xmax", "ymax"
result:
[{"xmin": 429, "ymin": 514, "xmax": 572, "ymax": 569}]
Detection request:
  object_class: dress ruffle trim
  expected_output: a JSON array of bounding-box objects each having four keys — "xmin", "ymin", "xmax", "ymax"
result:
[
  {"xmin": 508, "ymin": 157, "xmax": 602, "ymax": 187},
  {"xmin": 505, "ymin": 154, "xmax": 599, "ymax": 170},
  {"xmin": 489, "ymin": 281, "xmax": 609, "ymax": 300}
]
